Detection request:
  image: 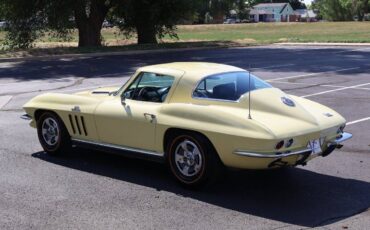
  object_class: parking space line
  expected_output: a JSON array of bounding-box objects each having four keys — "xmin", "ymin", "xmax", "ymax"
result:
[
  {"xmin": 59, "ymin": 84, "xmax": 119, "ymax": 93},
  {"xmin": 271, "ymin": 81, "xmax": 343, "ymax": 88},
  {"xmin": 252, "ymin": 64, "xmax": 294, "ymax": 70},
  {"xmin": 0, "ymin": 96, "xmax": 12, "ymax": 110},
  {"xmin": 270, "ymin": 81, "xmax": 370, "ymax": 91},
  {"xmin": 266, "ymin": 67, "xmax": 360, "ymax": 82},
  {"xmin": 347, "ymin": 117, "xmax": 370, "ymax": 126},
  {"xmin": 301, "ymin": 83, "xmax": 370, "ymax": 98},
  {"xmin": 0, "ymin": 80, "xmax": 44, "ymax": 86}
]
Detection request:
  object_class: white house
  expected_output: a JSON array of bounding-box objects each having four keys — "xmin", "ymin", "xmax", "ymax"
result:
[
  {"xmin": 249, "ymin": 3, "xmax": 296, "ymax": 22},
  {"xmin": 294, "ymin": 9, "xmax": 317, "ymax": 22}
]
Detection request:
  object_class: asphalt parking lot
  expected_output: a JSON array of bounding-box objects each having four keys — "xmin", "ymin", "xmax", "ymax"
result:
[{"xmin": 0, "ymin": 45, "xmax": 369, "ymax": 229}]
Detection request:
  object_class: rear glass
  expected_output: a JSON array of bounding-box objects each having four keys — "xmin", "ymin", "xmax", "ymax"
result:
[{"xmin": 193, "ymin": 71, "xmax": 272, "ymax": 101}]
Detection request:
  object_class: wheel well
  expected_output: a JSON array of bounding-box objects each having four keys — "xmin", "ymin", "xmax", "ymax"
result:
[
  {"xmin": 34, "ymin": 109, "xmax": 70, "ymax": 136},
  {"xmin": 163, "ymin": 128, "xmax": 220, "ymax": 158},
  {"xmin": 34, "ymin": 109, "xmax": 49, "ymax": 122},
  {"xmin": 34, "ymin": 109, "xmax": 65, "ymax": 123}
]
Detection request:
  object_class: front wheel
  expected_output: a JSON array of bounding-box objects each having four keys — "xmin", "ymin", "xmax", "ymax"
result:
[
  {"xmin": 37, "ymin": 112, "xmax": 71, "ymax": 155},
  {"xmin": 167, "ymin": 132, "xmax": 222, "ymax": 188}
]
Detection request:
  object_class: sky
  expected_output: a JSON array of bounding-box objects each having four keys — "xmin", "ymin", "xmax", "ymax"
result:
[{"xmin": 303, "ymin": 0, "xmax": 313, "ymax": 5}]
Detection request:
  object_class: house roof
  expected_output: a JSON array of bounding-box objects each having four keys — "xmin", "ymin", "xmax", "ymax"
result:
[
  {"xmin": 249, "ymin": 9, "xmax": 271, "ymax": 15},
  {"xmin": 254, "ymin": 3, "xmax": 288, "ymax": 8},
  {"xmin": 294, "ymin": 9, "xmax": 317, "ymax": 18},
  {"xmin": 251, "ymin": 3, "xmax": 290, "ymax": 15}
]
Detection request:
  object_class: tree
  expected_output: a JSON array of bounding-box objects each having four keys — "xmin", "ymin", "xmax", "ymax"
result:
[
  {"xmin": 193, "ymin": 0, "xmax": 237, "ymax": 24},
  {"xmin": 352, "ymin": 0, "xmax": 369, "ymax": 20},
  {"xmin": 209, "ymin": 0, "xmax": 235, "ymax": 22},
  {"xmin": 0, "ymin": 0, "xmax": 194, "ymax": 48},
  {"xmin": 73, "ymin": 0, "xmax": 112, "ymax": 47},
  {"xmin": 113, "ymin": 0, "xmax": 194, "ymax": 44},
  {"xmin": 236, "ymin": 0, "xmax": 249, "ymax": 20},
  {"xmin": 312, "ymin": 0, "xmax": 353, "ymax": 21},
  {"xmin": 0, "ymin": 0, "xmax": 117, "ymax": 48}
]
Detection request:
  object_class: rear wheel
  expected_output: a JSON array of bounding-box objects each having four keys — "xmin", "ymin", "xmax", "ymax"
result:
[
  {"xmin": 167, "ymin": 132, "xmax": 222, "ymax": 188},
  {"xmin": 37, "ymin": 112, "xmax": 71, "ymax": 155}
]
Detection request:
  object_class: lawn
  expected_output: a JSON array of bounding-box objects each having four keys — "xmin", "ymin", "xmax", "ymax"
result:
[
  {"xmin": 0, "ymin": 22, "xmax": 369, "ymax": 57},
  {"xmin": 173, "ymin": 22, "xmax": 370, "ymax": 43}
]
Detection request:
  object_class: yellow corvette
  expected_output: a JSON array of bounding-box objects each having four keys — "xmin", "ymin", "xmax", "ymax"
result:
[{"xmin": 22, "ymin": 62, "xmax": 352, "ymax": 186}]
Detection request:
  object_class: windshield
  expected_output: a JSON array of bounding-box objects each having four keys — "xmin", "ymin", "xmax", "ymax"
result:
[{"xmin": 193, "ymin": 71, "xmax": 272, "ymax": 101}]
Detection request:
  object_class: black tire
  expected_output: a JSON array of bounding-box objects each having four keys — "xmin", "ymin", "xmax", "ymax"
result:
[
  {"xmin": 36, "ymin": 112, "xmax": 71, "ymax": 156},
  {"xmin": 167, "ymin": 132, "xmax": 222, "ymax": 188}
]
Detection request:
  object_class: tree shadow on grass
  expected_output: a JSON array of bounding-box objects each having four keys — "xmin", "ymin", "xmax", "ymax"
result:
[{"xmin": 32, "ymin": 148, "xmax": 370, "ymax": 228}]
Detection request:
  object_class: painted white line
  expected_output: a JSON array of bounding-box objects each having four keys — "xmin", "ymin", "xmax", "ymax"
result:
[
  {"xmin": 58, "ymin": 84, "xmax": 120, "ymax": 93},
  {"xmin": 347, "ymin": 117, "xmax": 370, "ymax": 126},
  {"xmin": 271, "ymin": 81, "xmax": 344, "ymax": 88},
  {"xmin": 252, "ymin": 64, "xmax": 294, "ymax": 70},
  {"xmin": 266, "ymin": 67, "xmax": 360, "ymax": 82},
  {"xmin": 301, "ymin": 83, "xmax": 370, "ymax": 98},
  {"xmin": 0, "ymin": 80, "xmax": 44, "ymax": 86},
  {"xmin": 0, "ymin": 96, "xmax": 13, "ymax": 109},
  {"xmin": 271, "ymin": 81, "xmax": 370, "ymax": 90}
]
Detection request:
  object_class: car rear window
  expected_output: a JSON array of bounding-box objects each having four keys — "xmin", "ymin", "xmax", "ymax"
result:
[{"xmin": 193, "ymin": 71, "xmax": 272, "ymax": 101}]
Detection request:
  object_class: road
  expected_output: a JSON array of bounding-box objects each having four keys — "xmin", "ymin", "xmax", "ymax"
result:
[{"xmin": 0, "ymin": 45, "xmax": 369, "ymax": 229}]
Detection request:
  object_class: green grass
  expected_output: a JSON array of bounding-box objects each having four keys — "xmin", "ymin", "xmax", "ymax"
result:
[
  {"xmin": 172, "ymin": 22, "xmax": 370, "ymax": 43},
  {"xmin": 0, "ymin": 22, "xmax": 369, "ymax": 58}
]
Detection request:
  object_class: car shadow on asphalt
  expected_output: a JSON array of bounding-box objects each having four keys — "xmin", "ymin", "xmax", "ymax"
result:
[{"xmin": 32, "ymin": 149, "xmax": 370, "ymax": 228}]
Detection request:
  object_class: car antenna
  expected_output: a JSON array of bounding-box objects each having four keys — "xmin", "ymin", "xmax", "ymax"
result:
[{"xmin": 248, "ymin": 65, "xmax": 252, "ymax": 120}]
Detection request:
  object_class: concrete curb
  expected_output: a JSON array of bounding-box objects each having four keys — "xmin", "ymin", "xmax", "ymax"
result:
[
  {"xmin": 2, "ymin": 42, "xmax": 369, "ymax": 61},
  {"xmin": 276, "ymin": 42, "xmax": 370, "ymax": 46},
  {"xmin": 0, "ymin": 46, "xmax": 226, "ymax": 62}
]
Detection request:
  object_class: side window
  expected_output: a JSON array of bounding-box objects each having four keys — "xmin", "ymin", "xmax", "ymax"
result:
[{"xmin": 123, "ymin": 72, "xmax": 175, "ymax": 103}]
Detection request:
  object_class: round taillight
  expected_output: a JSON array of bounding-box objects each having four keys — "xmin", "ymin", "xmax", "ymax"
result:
[
  {"xmin": 285, "ymin": 139, "xmax": 294, "ymax": 148},
  {"xmin": 275, "ymin": 140, "xmax": 284, "ymax": 150}
]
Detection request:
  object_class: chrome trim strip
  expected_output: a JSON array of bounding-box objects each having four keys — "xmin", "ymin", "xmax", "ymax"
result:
[
  {"xmin": 71, "ymin": 138, "xmax": 164, "ymax": 157},
  {"xmin": 20, "ymin": 114, "xmax": 32, "ymax": 120},
  {"xmin": 329, "ymin": 132, "xmax": 352, "ymax": 145},
  {"xmin": 234, "ymin": 148, "xmax": 312, "ymax": 158}
]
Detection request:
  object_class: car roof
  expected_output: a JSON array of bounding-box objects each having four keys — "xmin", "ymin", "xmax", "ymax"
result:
[{"xmin": 138, "ymin": 62, "xmax": 245, "ymax": 82}]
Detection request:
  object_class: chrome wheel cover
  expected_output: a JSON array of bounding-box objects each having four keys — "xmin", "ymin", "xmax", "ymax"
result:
[
  {"xmin": 174, "ymin": 140, "xmax": 203, "ymax": 177},
  {"xmin": 41, "ymin": 117, "xmax": 59, "ymax": 146}
]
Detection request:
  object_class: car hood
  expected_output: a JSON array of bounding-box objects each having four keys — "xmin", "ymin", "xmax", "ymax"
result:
[
  {"xmin": 74, "ymin": 86, "xmax": 120, "ymax": 97},
  {"xmin": 238, "ymin": 88, "xmax": 346, "ymax": 138}
]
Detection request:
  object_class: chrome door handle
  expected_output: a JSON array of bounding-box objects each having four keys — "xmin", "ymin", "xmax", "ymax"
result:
[{"xmin": 144, "ymin": 113, "xmax": 156, "ymax": 122}]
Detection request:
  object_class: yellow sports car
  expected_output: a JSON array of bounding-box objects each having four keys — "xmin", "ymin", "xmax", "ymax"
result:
[{"xmin": 22, "ymin": 62, "xmax": 352, "ymax": 187}]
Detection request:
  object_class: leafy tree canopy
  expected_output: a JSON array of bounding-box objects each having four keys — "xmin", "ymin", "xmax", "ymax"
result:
[
  {"xmin": 112, "ymin": 0, "xmax": 195, "ymax": 44},
  {"xmin": 312, "ymin": 0, "xmax": 369, "ymax": 21},
  {"xmin": 0, "ymin": 0, "xmax": 194, "ymax": 48}
]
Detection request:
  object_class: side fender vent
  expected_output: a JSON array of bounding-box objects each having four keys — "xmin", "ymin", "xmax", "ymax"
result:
[
  {"xmin": 80, "ymin": 116, "xmax": 88, "ymax": 136},
  {"xmin": 69, "ymin": 114, "xmax": 88, "ymax": 136},
  {"xmin": 68, "ymin": 115, "xmax": 76, "ymax": 134}
]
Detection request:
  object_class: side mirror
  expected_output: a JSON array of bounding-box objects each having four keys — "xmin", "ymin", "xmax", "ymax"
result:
[
  {"xmin": 121, "ymin": 96, "xmax": 126, "ymax": 106},
  {"xmin": 121, "ymin": 91, "xmax": 130, "ymax": 106}
]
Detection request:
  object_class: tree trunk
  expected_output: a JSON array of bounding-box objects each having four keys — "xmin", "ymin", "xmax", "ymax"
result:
[
  {"xmin": 136, "ymin": 22, "xmax": 157, "ymax": 44},
  {"xmin": 73, "ymin": 0, "xmax": 109, "ymax": 47},
  {"xmin": 77, "ymin": 21, "xmax": 103, "ymax": 47}
]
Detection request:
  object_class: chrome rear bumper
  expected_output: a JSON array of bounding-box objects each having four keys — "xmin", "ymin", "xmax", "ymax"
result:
[
  {"xmin": 328, "ymin": 132, "xmax": 352, "ymax": 145},
  {"xmin": 234, "ymin": 148, "xmax": 312, "ymax": 158},
  {"xmin": 233, "ymin": 132, "xmax": 353, "ymax": 159}
]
